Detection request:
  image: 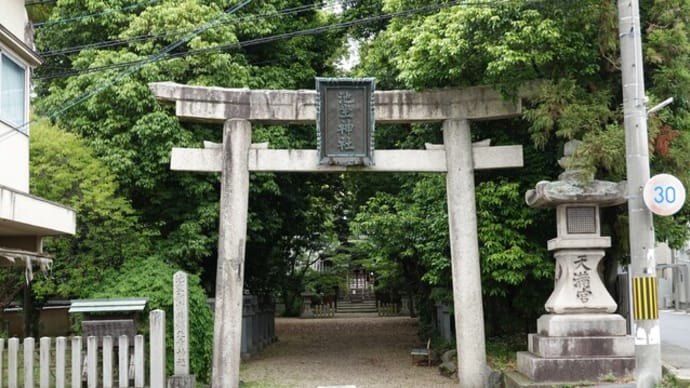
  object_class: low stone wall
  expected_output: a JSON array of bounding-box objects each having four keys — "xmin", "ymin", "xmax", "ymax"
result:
[{"xmin": 240, "ymin": 295, "xmax": 277, "ymax": 359}]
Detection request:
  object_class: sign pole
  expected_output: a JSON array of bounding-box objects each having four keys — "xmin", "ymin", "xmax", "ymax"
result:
[{"xmin": 617, "ymin": 0, "xmax": 661, "ymax": 385}]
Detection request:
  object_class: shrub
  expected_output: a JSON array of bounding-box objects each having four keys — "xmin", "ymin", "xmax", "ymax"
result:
[{"xmin": 93, "ymin": 257, "xmax": 213, "ymax": 383}]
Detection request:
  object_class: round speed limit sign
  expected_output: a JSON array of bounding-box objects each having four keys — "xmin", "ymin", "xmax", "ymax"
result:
[{"xmin": 643, "ymin": 174, "xmax": 686, "ymax": 216}]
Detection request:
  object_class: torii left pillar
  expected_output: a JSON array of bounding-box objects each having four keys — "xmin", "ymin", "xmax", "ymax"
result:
[{"xmin": 213, "ymin": 119, "xmax": 251, "ymax": 388}]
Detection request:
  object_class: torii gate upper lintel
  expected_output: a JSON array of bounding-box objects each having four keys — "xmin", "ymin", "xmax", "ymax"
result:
[
  {"xmin": 148, "ymin": 81, "xmax": 522, "ymax": 124},
  {"xmin": 150, "ymin": 81, "xmax": 525, "ymax": 388}
]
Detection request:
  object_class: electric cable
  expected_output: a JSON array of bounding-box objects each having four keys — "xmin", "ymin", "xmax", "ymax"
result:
[
  {"xmin": 36, "ymin": 0, "xmax": 502, "ymax": 81},
  {"xmin": 30, "ymin": 0, "xmax": 543, "ymax": 131},
  {"xmin": 39, "ymin": 2, "xmax": 332, "ymax": 57},
  {"xmin": 33, "ymin": 0, "xmax": 160, "ymax": 27},
  {"xmin": 16, "ymin": 0, "xmax": 253, "ymax": 133},
  {"xmin": 0, "ymin": 128, "xmax": 26, "ymax": 142},
  {"xmin": 25, "ymin": 0, "xmax": 57, "ymax": 6}
]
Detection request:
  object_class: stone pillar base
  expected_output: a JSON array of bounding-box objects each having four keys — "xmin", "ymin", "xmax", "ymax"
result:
[
  {"xmin": 167, "ymin": 374, "xmax": 196, "ymax": 388},
  {"xmin": 510, "ymin": 314, "xmax": 634, "ymax": 385}
]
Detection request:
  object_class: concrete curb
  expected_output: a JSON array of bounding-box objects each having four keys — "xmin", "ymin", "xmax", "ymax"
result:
[{"xmin": 662, "ymin": 363, "xmax": 690, "ymax": 387}]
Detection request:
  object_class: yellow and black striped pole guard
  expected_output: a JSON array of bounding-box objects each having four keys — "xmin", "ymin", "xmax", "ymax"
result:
[{"xmin": 633, "ymin": 276, "xmax": 658, "ymax": 320}]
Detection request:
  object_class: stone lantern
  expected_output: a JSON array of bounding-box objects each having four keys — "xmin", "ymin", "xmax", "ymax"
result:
[{"xmin": 507, "ymin": 140, "xmax": 635, "ymax": 385}]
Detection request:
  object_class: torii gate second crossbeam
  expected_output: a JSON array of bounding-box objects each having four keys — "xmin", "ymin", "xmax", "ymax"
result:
[{"xmin": 150, "ymin": 81, "xmax": 525, "ymax": 388}]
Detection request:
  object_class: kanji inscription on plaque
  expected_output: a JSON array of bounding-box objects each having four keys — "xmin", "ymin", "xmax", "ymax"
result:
[{"xmin": 316, "ymin": 77, "xmax": 375, "ymax": 166}]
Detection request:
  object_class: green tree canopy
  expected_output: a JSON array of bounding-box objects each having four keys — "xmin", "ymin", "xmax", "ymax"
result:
[
  {"xmin": 30, "ymin": 117, "xmax": 153, "ymax": 300},
  {"xmin": 33, "ymin": 0, "xmax": 347, "ymax": 296},
  {"xmin": 344, "ymin": 0, "xmax": 690, "ymax": 334},
  {"xmin": 30, "ymin": 118, "xmax": 213, "ymax": 381}
]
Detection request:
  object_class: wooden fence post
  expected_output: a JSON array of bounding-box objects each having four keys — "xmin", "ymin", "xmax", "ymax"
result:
[
  {"xmin": 0, "ymin": 338, "xmax": 4, "ymax": 388},
  {"xmin": 56, "ymin": 336, "xmax": 66, "ymax": 388},
  {"xmin": 118, "ymin": 335, "xmax": 129, "ymax": 388},
  {"xmin": 40, "ymin": 337, "xmax": 51, "ymax": 388},
  {"xmin": 103, "ymin": 336, "xmax": 113, "ymax": 388},
  {"xmin": 87, "ymin": 336, "xmax": 97, "ymax": 388},
  {"xmin": 71, "ymin": 336, "xmax": 82, "ymax": 388},
  {"xmin": 150, "ymin": 309, "xmax": 166, "ymax": 388},
  {"xmin": 24, "ymin": 337, "xmax": 35, "ymax": 388}
]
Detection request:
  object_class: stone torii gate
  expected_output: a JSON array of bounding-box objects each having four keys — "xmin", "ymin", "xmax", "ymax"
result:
[{"xmin": 149, "ymin": 80, "xmax": 525, "ymax": 387}]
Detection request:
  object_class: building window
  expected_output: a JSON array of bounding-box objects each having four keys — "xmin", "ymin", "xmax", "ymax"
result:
[{"xmin": 0, "ymin": 53, "xmax": 27, "ymax": 131}]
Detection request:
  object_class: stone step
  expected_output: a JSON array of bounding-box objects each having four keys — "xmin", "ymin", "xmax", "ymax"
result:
[
  {"xmin": 537, "ymin": 314, "xmax": 627, "ymax": 337},
  {"xmin": 504, "ymin": 370, "xmax": 635, "ymax": 388},
  {"xmin": 336, "ymin": 306, "xmax": 378, "ymax": 313},
  {"xmin": 336, "ymin": 304, "xmax": 377, "ymax": 308},
  {"xmin": 335, "ymin": 304, "xmax": 378, "ymax": 313},
  {"xmin": 336, "ymin": 306, "xmax": 377, "ymax": 311},
  {"xmin": 528, "ymin": 334, "xmax": 635, "ymax": 358},
  {"xmin": 336, "ymin": 302, "xmax": 377, "ymax": 307},
  {"xmin": 337, "ymin": 301, "xmax": 377, "ymax": 306},
  {"xmin": 516, "ymin": 351, "xmax": 635, "ymax": 382},
  {"xmin": 336, "ymin": 310, "xmax": 378, "ymax": 314},
  {"xmin": 337, "ymin": 301, "xmax": 377, "ymax": 307}
]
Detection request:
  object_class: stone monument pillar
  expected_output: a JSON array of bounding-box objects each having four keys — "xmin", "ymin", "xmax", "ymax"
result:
[
  {"xmin": 507, "ymin": 140, "xmax": 635, "ymax": 386},
  {"xmin": 399, "ymin": 294, "xmax": 410, "ymax": 316},
  {"xmin": 300, "ymin": 292, "xmax": 314, "ymax": 319},
  {"xmin": 168, "ymin": 271, "xmax": 195, "ymax": 388}
]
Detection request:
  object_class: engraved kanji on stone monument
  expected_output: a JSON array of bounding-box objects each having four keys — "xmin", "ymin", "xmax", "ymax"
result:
[
  {"xmin": 173, "ymin": 271, "xmax": 189, "ymax": 375},
  {"xmin": 169, "ymin": 271, "xmax": 195, "ymax": 388},
  {"xmin": 316, "ymin": 77, "xmax": 375, "ymax": 166},
  {"xmin": 572, "ymin": 256, "xmax": 593, "ymax": 303}
]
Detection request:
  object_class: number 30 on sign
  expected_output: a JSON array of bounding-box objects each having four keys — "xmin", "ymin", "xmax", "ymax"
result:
[{"xmin": 642, "ymin": 174, "xmax": 686, "ymax": 216}]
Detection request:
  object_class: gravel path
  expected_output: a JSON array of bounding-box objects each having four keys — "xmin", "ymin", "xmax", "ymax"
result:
[{"xmin": 240, "ymin": 315, "xmax": 458, "ymax": 388}]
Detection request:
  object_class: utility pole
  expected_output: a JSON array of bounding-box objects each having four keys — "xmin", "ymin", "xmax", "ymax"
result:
[{"xmin": 617, "ymin": 0, "xmax": 662, "ymax": 386}]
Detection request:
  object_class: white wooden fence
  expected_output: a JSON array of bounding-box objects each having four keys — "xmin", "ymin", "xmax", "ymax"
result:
[{"xmin": 0, "ymin": 309, "xmax": 166, "ymax": 388}]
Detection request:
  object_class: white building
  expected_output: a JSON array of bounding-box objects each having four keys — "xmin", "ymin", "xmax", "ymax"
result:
[{"xmin": 0, "ymin": 1, "xmax": 75, "ymax": 276}]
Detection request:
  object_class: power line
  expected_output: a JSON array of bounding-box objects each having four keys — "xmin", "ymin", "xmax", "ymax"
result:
[
  {"xmin": 25, "ymin": 0, "xmax": 57, "ymax": 6},
  {"xmin": 0, "ymin": 128, "xmax": 27, "ymax": 143},
  {"xmin": 33, "ymin": 0, "xmax": 159, "ymax": 27},
  {"xmin": 32, "ymin": 0, "xmax": 534, "ymax": 128},
  {"xmin": 39, "ymin": 2, "xmax": 331, "ymax": 57},
  {"xmin": 37, "ymin": 0, "xmax": 503, "ymax": 81},
  {"xmin": 19, "ymin": 0, "xmax": 253, "ymax": 133}
]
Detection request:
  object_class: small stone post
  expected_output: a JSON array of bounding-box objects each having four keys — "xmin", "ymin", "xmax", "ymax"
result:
[
  {"xmin": 241, "ymin": 294, "xmax": 252, "ymax": 359},
  {"xmin": 399, "ymin": 295, "xmax": 410, "ymax": 316},
  {"xmin": 168, "ymin": 271, "xmax": 195, "ymax": 387},
  {"xmin": 436, "ymin": 302, "xmax": 452, "ymax": 343},
  {"xmin": 300, "ymin": 292, "xmax": 314, "ymax": 318}
]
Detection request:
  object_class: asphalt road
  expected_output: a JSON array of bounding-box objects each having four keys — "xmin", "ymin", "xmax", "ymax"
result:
[{"xmin": 660, "ymin": 310, "xmax": 690, "ymax": 351}]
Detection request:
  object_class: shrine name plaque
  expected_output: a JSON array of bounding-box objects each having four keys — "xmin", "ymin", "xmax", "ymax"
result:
[{"xmin": 316, "ymin": 77, "xmax": 375, "ymax": 166}]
